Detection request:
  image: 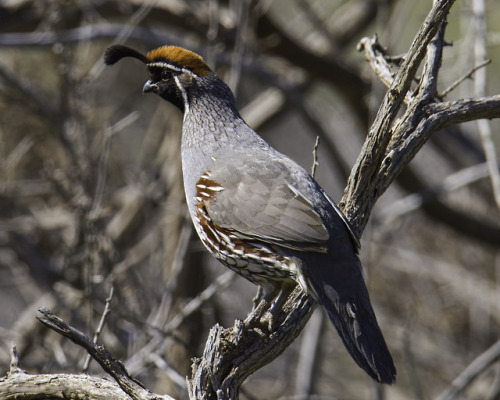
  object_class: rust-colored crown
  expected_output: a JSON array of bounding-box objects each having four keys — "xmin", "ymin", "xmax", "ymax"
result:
[
  {"xmin": 104, "ymin": 44, "xmax": 212, "ymax": 77},
  {"xmin": 147, "ymin": 46, "xmax": 212, "ymax": 77}
]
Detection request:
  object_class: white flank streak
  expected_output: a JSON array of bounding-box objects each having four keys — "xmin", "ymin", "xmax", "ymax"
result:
[
  {"xmin": 246, "ymin": 253, "xmax": 262, "ymax": 261},
  {"xmin": 206, "ymin": 223, "xmax": 220, "ymax": 241},
  {"xmin": 217, "ymin": 230, "xmax": 233, "ymax": 246}
]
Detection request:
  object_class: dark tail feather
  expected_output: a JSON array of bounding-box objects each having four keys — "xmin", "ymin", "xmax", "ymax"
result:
[{"xmin": 310, "ymin": 279, "xmax": 396, "ymax": 384}]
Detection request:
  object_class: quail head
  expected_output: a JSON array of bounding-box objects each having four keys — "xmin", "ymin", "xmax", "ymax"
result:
[{"xmin": 104, "ymin": 44, "xmax": 396, "ymax": 384}]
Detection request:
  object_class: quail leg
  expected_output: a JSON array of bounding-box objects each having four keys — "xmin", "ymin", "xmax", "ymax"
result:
[
  {"xmin": 247, "ymin": 282, "xmax": 295, "ymax": 330},
  {"xmin": 252, "ymin": 286, "xmax": 264, "ymax": 310},
  {"xmin": 267, "ymin": 283, "xmax": 295, "ymax": 328},
  {"xmin": 246, "ymin": 283, "xmax": 280, "ymax": 330}
]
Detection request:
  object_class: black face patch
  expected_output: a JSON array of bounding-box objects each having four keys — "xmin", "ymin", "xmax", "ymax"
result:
[
  {"xmin": 144, "ymin": 64, "xmax": 193, "ymax": 114},
  {"xmin": 147, "ymin": 66, "xmax": 163, "ymax": 82},
  {"xmin": 147, "ymin": 65, "xmax": 181, "ymax": 85}
]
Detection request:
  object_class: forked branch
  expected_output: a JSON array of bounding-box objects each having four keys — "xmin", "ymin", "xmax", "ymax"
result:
[{"xmin": 341, "ymin": 0, "xmax": 500, "ymax": 234}]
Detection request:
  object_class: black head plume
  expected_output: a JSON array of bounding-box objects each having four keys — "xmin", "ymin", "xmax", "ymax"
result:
[{"xmin": 104, "ymin": 45, "xmax": 148, "ymax": 65}]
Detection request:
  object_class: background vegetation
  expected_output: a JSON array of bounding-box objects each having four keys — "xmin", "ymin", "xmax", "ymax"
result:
[{"xmin": 0, "ymin": 0, "xmax": 499, "ymax": 399}]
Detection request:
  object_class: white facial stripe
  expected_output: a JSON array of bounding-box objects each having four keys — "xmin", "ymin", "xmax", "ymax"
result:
[
  {"xmin": 147, "ymin": 61, "xmax": 182, "ymax": 72},
  {"xmin": 174, "ymin": 75, "xmax": 190, "ymax": 118},
  {"xmin": 147, "ymin": 61, "xmax": 201, "ymax": 78}
]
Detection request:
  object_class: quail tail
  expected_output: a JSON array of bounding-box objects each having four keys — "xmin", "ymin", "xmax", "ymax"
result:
[{"xmin": 308, "ymin": 266, "xmax": 396, "ymax": 384}]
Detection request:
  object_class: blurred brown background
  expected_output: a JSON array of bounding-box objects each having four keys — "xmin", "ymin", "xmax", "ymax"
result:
[{"xmin": 1, "ymin": 0, "xmax": 499, "ymax": 399}]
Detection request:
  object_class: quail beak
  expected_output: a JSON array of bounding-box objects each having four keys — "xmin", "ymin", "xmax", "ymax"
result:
[{"xmin": 142, "ymin": 80, "xmax": 158, "ymax": 94}]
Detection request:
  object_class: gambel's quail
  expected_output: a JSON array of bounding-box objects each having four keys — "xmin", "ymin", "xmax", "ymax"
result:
[{"xmin": 104, "ymin": 44, "xmax": 396, "ymax": 384}]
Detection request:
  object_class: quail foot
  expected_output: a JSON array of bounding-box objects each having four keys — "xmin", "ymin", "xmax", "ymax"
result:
[{"xmin": 104, "ymin": 44, "xmax": 396, "ymax": 384}]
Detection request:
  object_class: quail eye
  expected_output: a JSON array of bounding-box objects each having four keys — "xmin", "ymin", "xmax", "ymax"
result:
[{"xmin": 162, "ymin": 69, "xmax": 174, "ymax": 80}]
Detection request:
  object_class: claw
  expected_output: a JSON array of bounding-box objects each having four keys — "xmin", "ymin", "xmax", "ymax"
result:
[
  {"xmin": 267, "ymin": 284, "xmax": 295, "ymax": 329},
  {"xmin": 245, "ymin": 283, "xmax": 296, "ymax": 331}
]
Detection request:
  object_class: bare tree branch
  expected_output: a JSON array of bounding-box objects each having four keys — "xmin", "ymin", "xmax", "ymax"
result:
[
  {"xmin": 342, "ymin": 0, "xmax": 456, "ymax": 235},
  {"xmin": 36, "ymin": 307, "xmax": 176, "ymax": 400},
  {"xmin": 0, "ymin": 371, "xmax": 132, "ymax": 400},
  {"xmin": 424, "ymin": 96, "xmax": 500, "ymax": 129},
  {"xmin": 435, "ymin": 338, "xmax": 500, "ymax": 400},
  {"xmin": 0, "ymin": 344, "xmax": 134, "ymax": 400},
  {"xmin": 187, "ymin": 288, "xmax": 316, "ymax": 399}
]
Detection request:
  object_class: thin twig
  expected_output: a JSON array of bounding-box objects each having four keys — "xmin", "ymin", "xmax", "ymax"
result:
[
  {"xmin": 8, "ymin": 345, "xmax": 23, "ymax": 375},
  {"xmin": 311, "ymin": 136, "xmax": 320, "ymax": 178},
  {"xmin": 82, "ymin": 286, "xmax": 114, "ymax": 372},
  {"xmin": 148, "ymin": 353, "xmax": 187, "ymax": 391},
  {"xmin": 36, "ymin": 307, "xmax": 175, "ymax": 400},
  {"xmin": 158, "ymin": 213, "xmax": 193, "ymax": 328},
  {"xmin": 125, "ymin": 270, "xmax": 235, "ymax": 375},
  {"xmin": 472, "ymin": 0, "xmax": 500, "ymax": 210},
  {"xmin": 378, "ymin": 162, "xmax": 490, "ymax": 222},
  {"xmin": 165, "ymin": 271, "xmax": 235, "ymax": 334},
  {"xmin": 440, "ymin": 59, "xmax": 491, "ymax": 98},
  {"xmin": 90, "ymin": 113, "xmax": 139, "ymax": 221},
  {"xmin": 87, "ymin": 0, "xmax": 158, "ymax": 81}
]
